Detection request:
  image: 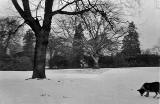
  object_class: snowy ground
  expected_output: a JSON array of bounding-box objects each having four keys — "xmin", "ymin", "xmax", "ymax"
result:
[{"xmin": 0, "ymin": 67, "xmax": 159, "ymax": 104}]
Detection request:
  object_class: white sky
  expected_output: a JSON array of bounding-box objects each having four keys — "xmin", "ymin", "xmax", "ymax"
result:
[
  {"xmin": 0, "ymin": 0, "xmax": 160, "ymax": 49},
  {"xmin": 132, "ymin": 0, "xmax": 160, "ymax": 49}
]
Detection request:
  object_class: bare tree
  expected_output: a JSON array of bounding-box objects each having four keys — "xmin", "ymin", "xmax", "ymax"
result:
[
  {"xmin": 47, "ymin": 34, "xmax": 69, "ymax": 59},
  {"xmin": 54, "ymin": 1, "xmax": 127, "ymax": 68},
  {"xmin": 0, "ymin": 17, "xmax": 23, "ymax": 55},
  {"xmin": 11, "ymin": 0, "xmax": 101, "ymax": 79}
]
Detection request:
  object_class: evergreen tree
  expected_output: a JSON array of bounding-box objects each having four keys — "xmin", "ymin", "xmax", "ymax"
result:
[
  {"xmin": 121, "ymin": 21, "xmax": 141, "ymax": 57},
  {"xmin": 72, "ymin": 23, "xmax": 84, "ymax": 68},
  {"xmin": 23, "ymin": 29, "xmax": 35, "ymax": 59}
]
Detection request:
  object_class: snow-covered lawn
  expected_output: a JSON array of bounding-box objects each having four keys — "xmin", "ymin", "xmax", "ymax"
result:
[{"xmin": 0, "ymin": 67, "xmax": 159, "ymax": 104}]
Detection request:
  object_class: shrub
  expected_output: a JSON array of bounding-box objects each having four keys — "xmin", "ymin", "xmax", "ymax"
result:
[
  {"xmin": 0, "ymin": 56, "xmax": 33, "ymax": 71},
  {"xmin": 49, "ymin": 55, "xmax": 68, "ymax": 69},
  {"xmin": 13, "ymin": 56, "xmax": 33, "ymax": 71},
  {"xmin": 99, "ymin": 55, "xmax": 129, "ymax": 68}
]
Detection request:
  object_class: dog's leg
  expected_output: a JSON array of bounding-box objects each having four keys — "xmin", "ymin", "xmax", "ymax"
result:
[
  {"xmin": 144, "ymin": 91, "xmax": 149, "ymax": 97},
  {"xmin": 153, "ymin": 92, "xmax": 158, "ymax": 98}
]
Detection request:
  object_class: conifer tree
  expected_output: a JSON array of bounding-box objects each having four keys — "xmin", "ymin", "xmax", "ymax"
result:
[{"xmin": 121, "ymin": 21, "xmax": 141, "ymax": 57}]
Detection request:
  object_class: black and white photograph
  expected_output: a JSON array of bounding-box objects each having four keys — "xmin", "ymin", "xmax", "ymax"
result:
[{"xmin": 0, "ymin": 0, "xmax": 159, "ymax": 104}]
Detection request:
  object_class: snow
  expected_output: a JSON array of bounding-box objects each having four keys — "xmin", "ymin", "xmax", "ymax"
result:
[{"xmin": 0, "ymin": 67, "xmax": 159, "ymax": 104}]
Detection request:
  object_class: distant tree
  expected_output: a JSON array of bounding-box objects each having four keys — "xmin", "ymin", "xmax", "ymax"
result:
[
  {"xmin": 72, "ymin": 23, "xmax": 84, "ymax": 68},
  {"xmin": 142, "ymin": 46, "xmax": 160, "ymax": 55},
  {"xmin": 23, "ymin": 29, "xmax": 35, "ymax": 59},
  {"xmin": 55, "ymin": 1, "xmax": 126, "ymax": 69},
  {"xmin": 0, "ymin": 17, "xmax": 22, "ymax": 55},
  {"xmin": 47, "ymin": 35, "xmax": 73, "ymax": 68},
  {"xmin": 121, "ymin": 21, "xmax": 141, "ymax": 57},
  {"xmin": 48, "ymin": 35, "xmax": 67, "ymax": 59}
]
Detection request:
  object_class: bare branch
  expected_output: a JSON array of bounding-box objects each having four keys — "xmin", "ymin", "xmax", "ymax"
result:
[
  {"xmin": 52, "ymin": 7, "xmax": 92, "ymax": 16},
  {"xmin": 59, "ymin": 0, "xmax": 81, "ymax": 11},
  {"xmin": 11, "ymin": 0, "xmax": 25, "ymax": 19},
  {"xmin": 22, "ymin": 0, "xmax": 32, "ymax": 17}
]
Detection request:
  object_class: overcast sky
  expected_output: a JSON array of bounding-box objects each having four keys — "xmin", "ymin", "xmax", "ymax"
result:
[{"xmin": 0, "ymin": 0, "xmax": 160, "ymax": 50}]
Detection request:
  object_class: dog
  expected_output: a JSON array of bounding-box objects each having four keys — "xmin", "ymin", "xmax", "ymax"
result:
[{"xmin": 137, "ymin": 82, "xmax": 160, "ymax": 98}]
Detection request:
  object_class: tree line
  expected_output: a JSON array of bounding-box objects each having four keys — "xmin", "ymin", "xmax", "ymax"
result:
[
  {"xmin": 0, "ymin": 0, "xmax": 159, "ymax": 79},
  {"xmin": 0, "ymin": 16, "xmax": 159, "ymax": 71}
]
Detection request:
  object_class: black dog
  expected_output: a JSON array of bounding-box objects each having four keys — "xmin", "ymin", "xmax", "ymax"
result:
[{"xmin": 137, "ymin": 82, "xmax": 160, "ymax": 98}]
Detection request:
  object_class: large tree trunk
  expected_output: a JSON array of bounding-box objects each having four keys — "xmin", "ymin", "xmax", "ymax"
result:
[{"xmin": 32, "ymin": 30, "xmax": 49, "ymax": 79}]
